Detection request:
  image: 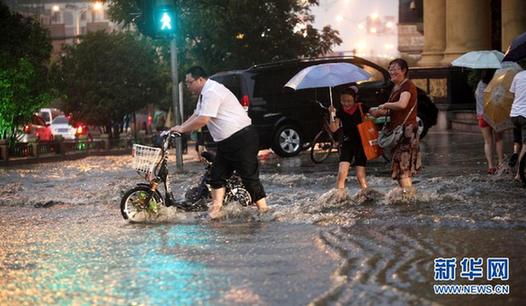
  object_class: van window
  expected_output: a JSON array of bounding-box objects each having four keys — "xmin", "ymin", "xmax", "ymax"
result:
[
  {"xmin": 358, "ymin": 64, "xmax": 385, "ymax": 83},
  {"xmin": 253, "ymin": 68, "xmax": 297, "ymax": 97},
  {"xmin": 211, "ymin": 74, "xmax": 242, "ymax": 100}
]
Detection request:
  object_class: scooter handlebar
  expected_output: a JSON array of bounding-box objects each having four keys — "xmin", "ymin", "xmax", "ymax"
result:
[{"xmin": 160, "ymin": 130, "xmax": 182, "ymax": 138}]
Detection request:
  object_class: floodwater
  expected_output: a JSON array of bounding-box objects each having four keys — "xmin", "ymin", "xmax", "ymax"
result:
[{"xmin": 1, "ymin": 131, "xmax": 525, "ymax": 305}]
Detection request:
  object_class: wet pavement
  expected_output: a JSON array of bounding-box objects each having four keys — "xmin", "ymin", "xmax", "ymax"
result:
[{"xmin": 0, "ymin": 130, "xmax": 525, "ymax": 305}]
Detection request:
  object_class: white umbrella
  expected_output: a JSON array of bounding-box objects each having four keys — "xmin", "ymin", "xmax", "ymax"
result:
[
  {"xmin": 284, "ymin": 62, "xmax": 371, "ymax": 107},
  {"xmin": 451, "ymin": 50, "xmax": 504, "ymax": 69}
]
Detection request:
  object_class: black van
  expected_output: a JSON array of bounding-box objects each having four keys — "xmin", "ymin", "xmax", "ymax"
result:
[{"xmin": 209, "ymin": 56, "xmax": 438, "ymax": 157}]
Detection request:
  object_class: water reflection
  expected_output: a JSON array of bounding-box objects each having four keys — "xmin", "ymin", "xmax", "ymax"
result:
[
  {"xmin": 316, "ymin": 225, "xmax": 526, "ymax": 305},
  {"xmin": 10, "ymin": 224, "xmax": 214, "ymax": 305}
]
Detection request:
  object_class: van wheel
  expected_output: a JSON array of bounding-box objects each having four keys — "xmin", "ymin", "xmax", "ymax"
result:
[
  {"xmin": 272, "ymin": 125, "xmax": 302, "ymax": 157},
  {"xmin": 417, "ymin": 116, "xmax": 429, "ymax": 139}
]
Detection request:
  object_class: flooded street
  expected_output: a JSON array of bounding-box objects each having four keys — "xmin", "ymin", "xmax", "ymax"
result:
[
  {"xmin": 1, "ymin": 131, "xmax": 525, "ymax": 305},
  {"xmin": 0, "ymin": 205, "xmax": 335, "ymax": 305}
]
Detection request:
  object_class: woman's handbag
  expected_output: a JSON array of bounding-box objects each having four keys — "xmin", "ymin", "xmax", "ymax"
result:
[
  {"xmin": 378, "ymin": 103, "xmax": 416, "ymax": 149},
  {"xmin": 378, "ymin": 123, "xmax": 404, "ymax": 148},
  {"xmin": 356, "ymin": 104, "xmax": 383, "ymax": 160}
]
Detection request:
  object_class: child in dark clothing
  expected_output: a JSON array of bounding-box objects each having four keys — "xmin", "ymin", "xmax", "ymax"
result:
[{"xmin": 328, "ymin": 86, "xmax": 372, "ymax": 201}]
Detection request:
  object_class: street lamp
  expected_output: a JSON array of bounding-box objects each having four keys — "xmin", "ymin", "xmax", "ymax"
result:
[{"xmin": 93, "ymin": 1, "xmax": 103, "ymax": 11}]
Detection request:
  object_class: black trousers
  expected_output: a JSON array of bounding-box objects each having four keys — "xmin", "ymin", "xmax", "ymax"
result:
[
  {"xmin": 209, "ymin": 125, "xmax": 266, "ymax": 202},
  {"xmin": 511, "ymin": 116, "xmax": 526, "ymax": 144}
]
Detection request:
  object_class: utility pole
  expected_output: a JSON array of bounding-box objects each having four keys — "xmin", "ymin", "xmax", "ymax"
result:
[
  {"xmin": 170, "ymin": 38, "xmax": 183, "ymax": 171},
  {"xmin": 149, "ymin": 0, "xmax": 182, "ymax": 171}
]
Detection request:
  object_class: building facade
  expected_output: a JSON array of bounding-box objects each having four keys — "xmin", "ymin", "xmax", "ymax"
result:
[
  {"xmin": 398, "ymin": 0, "xmax": 526, "ymax": 131},
  {"xmin": 5, "ymin": 0, "xmax": 121, "ymax": 58},
  {"xmin": 415, "ymin": 0, "xmax": 526, "ymax": 67}
]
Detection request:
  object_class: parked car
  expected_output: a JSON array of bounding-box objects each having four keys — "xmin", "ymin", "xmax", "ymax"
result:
[
  {"xmin": 207, "ymin": 56, "xmax": 438, "ymax": 157},
  {"xmin": 50, "ymin": 115, "xmax": 78, "ymax": 140},
  {"xmin": 19, "ymin": 114, "xmax": 54, "ymax": 142}
]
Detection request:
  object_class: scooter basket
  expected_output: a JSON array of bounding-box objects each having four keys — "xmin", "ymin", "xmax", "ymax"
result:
[{"xmin": 131, "ymin": 144, "xmax": 162, "ymax": 176}]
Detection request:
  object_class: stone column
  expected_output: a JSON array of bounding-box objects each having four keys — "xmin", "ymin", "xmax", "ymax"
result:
[
  {"xmin": 441, "ymin": 0, "xmax": 491, "ymax": 65},
  {"xmin": 418, "ymin": 0, "xmax": 446, "ymax": 67},
  {"xmin": 501, "ymin": 0, "xmax": 526, "ymax": 52}
]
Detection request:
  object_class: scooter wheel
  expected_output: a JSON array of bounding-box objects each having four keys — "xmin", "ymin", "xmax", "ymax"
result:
[
  {"xmin": 232, "ymin": 188, "xmax": 252, "ymax": 207},
  {"xmin": 121, "ymin": 186, "xmax": 163, "ymax": 221}
]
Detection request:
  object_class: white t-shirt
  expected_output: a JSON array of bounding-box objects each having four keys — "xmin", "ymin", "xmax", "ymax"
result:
[
  {"xmin": 475, "ymin": 80, "xmax": 487, "ymax": 117},
  {"xmin": 194, "ymin": 79, "xmax": 251, "ymax": 142},
  {"xmin": 510, "ymin": 70, "xmax": 526, "ymax": 117}
]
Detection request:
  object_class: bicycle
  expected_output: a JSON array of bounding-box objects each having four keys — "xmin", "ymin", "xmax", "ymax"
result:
[
  {"xmin": 310, "ymin": 101, "xmax": 342, "ymax": 164},
  {"xmin": 120, "ymin": 131, "xmax": 252, "ymax": 222}
]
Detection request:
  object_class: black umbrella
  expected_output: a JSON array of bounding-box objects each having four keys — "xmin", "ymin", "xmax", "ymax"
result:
[{"xmin": 503, "ymin": 31, "xmax": 526, "ymax": 62}]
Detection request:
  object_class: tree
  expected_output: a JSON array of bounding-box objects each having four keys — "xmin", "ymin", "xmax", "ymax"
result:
[
  {"xmin": 51, "ymin": 31, "xmax": 169, "ymax": 134},
  {"xmin": 108, "ymin": 0, "xmax": 341, "ymax": 74},
  {"xmin": 0, "ymin": 2, "xmax": 53, "ymax": 142},
  {"xmin": 0, "ymin": 58, "xmax": 52, "ymax": 142}
]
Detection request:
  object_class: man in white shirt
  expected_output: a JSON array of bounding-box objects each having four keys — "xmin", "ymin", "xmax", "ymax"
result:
[
  {"xmin": 170, "ymin": 66, "xmax": 269, "ymax": 218},
  {"xmin": 509, "ymin": 70, "xmax": 526, "ymax": 180}
]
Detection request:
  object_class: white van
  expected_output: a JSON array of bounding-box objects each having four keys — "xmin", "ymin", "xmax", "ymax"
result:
[{"xmin": 39, "ymin": 108, "xmax": 63, "ymax": 125}]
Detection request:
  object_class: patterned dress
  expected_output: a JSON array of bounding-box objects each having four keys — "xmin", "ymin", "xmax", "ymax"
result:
[
  {"xmin": 391, "ymin": 124, "xmax": 422, "ymax": 180},
  {"xmin": 388, "ymin": 80, "xmax": 422, "ymax": 180}
]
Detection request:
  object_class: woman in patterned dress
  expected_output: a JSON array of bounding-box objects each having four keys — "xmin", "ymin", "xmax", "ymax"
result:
[{"xmin": 376, "ymin": 58, "xmax": 422, "ymax": 194}]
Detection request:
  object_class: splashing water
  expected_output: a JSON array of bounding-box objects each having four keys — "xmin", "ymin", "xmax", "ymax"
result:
[{"xmin": 2, "ymin": 130, "xmax": 526, "ymax": 303}]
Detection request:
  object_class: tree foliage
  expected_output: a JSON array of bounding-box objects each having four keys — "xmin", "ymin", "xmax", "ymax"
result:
[
  {"xmin": 108, "ymin": 0, "xmax": 341, "ymax": 74},
  {"xmin": 0, "ymin": 58, "xmax": 53, "ymax": 141},
  {"xmin": 0, "ymin": 2, "xmax": 51, "ymax": 69},
  {"xmin": 0, "ymin": 2, "xmax": 53, "ymax": 141},
  {"xmin": 51, "ymin": 31, "xmax": 169, "ymax": 127}
]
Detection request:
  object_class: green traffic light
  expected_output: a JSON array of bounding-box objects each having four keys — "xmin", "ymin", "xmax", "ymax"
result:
[
  {"xmin": 150, "ymin": 1, "xmax": 176, "ymax": 37},
  {"xmin": 160, "ymin": 12, "xmax": 172, "ymax": 30}
]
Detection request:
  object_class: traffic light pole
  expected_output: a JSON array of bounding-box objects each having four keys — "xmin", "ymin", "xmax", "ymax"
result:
[{"xmin": 170, "ymin": 37, "xmax": 183, "ymax": 171}]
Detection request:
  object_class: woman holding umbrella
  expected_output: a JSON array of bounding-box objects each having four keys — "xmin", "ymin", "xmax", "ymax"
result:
[
  {"xmin": 376, "ymin": 58, "xmax": 421, "ymax": 196},
  {"xmin": 475, "ymin": 69, "xmax": 507, "ymax": 175}
]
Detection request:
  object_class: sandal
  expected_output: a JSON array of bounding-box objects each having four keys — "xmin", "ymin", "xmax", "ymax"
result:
[{"xmin": 487, "ymin": 168, "xmax": 497, "ymax": 175}]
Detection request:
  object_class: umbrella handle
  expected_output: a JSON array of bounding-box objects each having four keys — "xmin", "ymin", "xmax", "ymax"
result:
[{"xmin": 329, "ymin": 87, "xmax": 336, "ymax": 122}]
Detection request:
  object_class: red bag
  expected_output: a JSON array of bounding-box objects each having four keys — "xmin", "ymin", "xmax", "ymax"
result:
[{"xmin": 357, "ymin": 104, "xmax": 383, "ymax": 160}]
